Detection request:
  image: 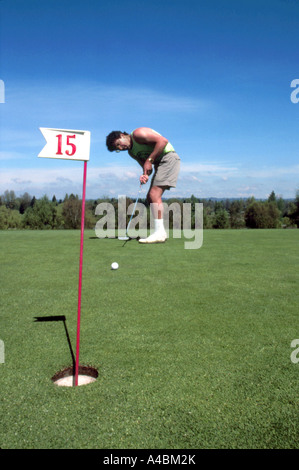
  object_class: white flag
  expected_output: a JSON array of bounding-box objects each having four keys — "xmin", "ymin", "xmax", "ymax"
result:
[{"xmin": 39, "ymin": 128, "xmax": 90, "ymax": 161}]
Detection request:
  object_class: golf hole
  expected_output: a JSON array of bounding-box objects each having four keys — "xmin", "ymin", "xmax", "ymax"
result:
[{"xmin": 52, "ymin": 365, "xmax": 98, "ymax": 387}]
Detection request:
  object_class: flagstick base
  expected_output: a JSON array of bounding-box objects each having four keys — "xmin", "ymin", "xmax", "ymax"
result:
[{"xmin": 52, "ymin": 365, "xmax": 98, "ymax": 387}]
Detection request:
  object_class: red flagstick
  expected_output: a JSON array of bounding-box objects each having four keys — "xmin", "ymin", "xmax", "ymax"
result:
[{"xmin": 75, "ymin": 160, "xmax": 87, "ymax": 386}]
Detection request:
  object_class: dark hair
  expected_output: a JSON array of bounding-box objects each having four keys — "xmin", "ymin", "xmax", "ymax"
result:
[{"xmin": 106, "ymin": 131, "xmax": 129, "ymax": 151}]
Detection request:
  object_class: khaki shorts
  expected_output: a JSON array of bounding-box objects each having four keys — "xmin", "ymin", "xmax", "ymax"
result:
[{"xmin": 151, "ymin": 152, "xmax": 180, "ymax": 189}]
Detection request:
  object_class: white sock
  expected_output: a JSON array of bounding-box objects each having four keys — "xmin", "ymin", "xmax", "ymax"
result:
[{"xmin": 154, "ymin": 218, "xmax": 164, "ymax": 232}]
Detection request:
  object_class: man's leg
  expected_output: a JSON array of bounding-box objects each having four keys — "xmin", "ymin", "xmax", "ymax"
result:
[
  {"xmin": 148, "ymin": 185, "xmax": 166, "ymax": 217},
  {"xmin": 139, "ymin": 185, "xmax": 167, "ymax": 243}
]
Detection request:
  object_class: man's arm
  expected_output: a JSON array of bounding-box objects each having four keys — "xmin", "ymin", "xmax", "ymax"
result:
[
  {"xmin": 128, "ymin": 150, "xmax": 144, "ymax": 168},
  {"xmin": 133, "ymin": 127, "xmax": 168, "ymax": 176}
]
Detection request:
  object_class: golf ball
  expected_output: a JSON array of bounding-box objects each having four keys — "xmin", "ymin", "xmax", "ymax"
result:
[{"xmin": 111, "ymin": 262, "xmax": 119, "ymax": 270}]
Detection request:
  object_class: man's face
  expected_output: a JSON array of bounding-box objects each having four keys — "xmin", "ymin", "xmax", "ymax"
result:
[{"xmin": 114, "ymin": 134, "xmax": 130, "ymax": 152}]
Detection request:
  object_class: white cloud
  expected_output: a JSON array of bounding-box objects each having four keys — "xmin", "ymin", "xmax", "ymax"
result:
[
  {"xmin": 0, "ymin": 164, "xmax": 141, "ymax": 198},
  {"xmin": 180, "ymin": 162, "xmax": 238, "ymax": 175},
  {"xmin": 1, "ymin": 154, "xmax": 298, "ymax": 200},
  {"xmin": 245, "ymin": 165, "xmax": 299, "ymax": 178},
  {"xmin": 191, "ymin": 176, "xmax": 203, "ymax": 182},
  {"xmin": 3, "ymin": 80, "xmax": 209, "ymax": 126},
  {"xmin": 0, "ymin": 151, "xmax": 31, "ymax": 161},
  {"xmin": 77, "ymin": 83, "xmax": 208, "ymax": 113}
]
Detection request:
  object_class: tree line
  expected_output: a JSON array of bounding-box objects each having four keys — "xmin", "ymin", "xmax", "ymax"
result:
[{"xmin": 0, "ymin": 189, "xmax": 299, "ymax": 230}]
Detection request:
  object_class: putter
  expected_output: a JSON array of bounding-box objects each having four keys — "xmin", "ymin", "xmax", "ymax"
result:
[{"xmin": 118, "ymin": 184, "xmax": 143, "ymax": 241}]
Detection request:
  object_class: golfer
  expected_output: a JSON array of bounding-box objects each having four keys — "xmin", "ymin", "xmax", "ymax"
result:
[{"xmin": 106, "ymin": 127, "xmax": 180, "ymax": 243}]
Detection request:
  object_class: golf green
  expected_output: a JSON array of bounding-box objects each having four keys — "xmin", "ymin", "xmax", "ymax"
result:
[{"xmin": 0, "ymin": 229, "xmax": 298, "ymax": 449}]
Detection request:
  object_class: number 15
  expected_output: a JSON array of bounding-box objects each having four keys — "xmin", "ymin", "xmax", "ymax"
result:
[{"xmin": 56, "ymin": 134, "xmax": 77, "ymax": 156}]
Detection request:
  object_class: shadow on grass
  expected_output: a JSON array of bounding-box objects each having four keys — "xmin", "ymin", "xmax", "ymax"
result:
[
  {"xmin": 89, "ymin": 236, "xmax": 139, "ymax": 247},
  {"xmin": 34, "ymin": 315, "xmax": 75, "ymax": 371}
]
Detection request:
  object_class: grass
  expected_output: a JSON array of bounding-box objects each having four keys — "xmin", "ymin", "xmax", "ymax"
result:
[{"xmin": 0, "ymin": 229, "xmax": 298, "ymax": 449}]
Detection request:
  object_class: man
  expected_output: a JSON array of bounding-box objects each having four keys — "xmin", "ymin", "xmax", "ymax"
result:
[{"xmin": 106, "ymin": 127, "xmax": 180, "ymax": 243}]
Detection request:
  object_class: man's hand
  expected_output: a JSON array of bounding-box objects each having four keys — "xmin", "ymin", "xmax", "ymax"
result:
[
  {"xmin": 140, "ymin": 159, "xmax": 152, "ymax": 185},
  {"xmin": 140, "ymin": 174, "xmax": 149, "ymax": 185}
]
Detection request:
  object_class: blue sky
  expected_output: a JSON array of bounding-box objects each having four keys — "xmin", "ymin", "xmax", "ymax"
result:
[{"xmin": 0, "ymin": 0, "xmax": 299, "ymax": 200}]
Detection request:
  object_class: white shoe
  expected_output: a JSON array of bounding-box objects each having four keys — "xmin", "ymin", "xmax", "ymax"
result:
[{"xmin": 138, "ymin": 231, "xmax": 167, "ymax": 244}]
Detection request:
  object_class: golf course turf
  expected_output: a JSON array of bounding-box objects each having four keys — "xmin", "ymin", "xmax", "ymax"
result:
[{"xmin": 0, "ymin": 229, "xmax": 298, "ymax": 449}]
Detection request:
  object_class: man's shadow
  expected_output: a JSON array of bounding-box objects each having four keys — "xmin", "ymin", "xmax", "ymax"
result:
[{"xmin": 34, "ymin": 315, "xmax": 75, "ymax": 370}]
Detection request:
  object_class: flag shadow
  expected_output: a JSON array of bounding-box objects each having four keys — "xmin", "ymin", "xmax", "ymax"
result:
[{"xmin": 34, "ymin": 315, "xmax": 75, "ymax": 371}]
